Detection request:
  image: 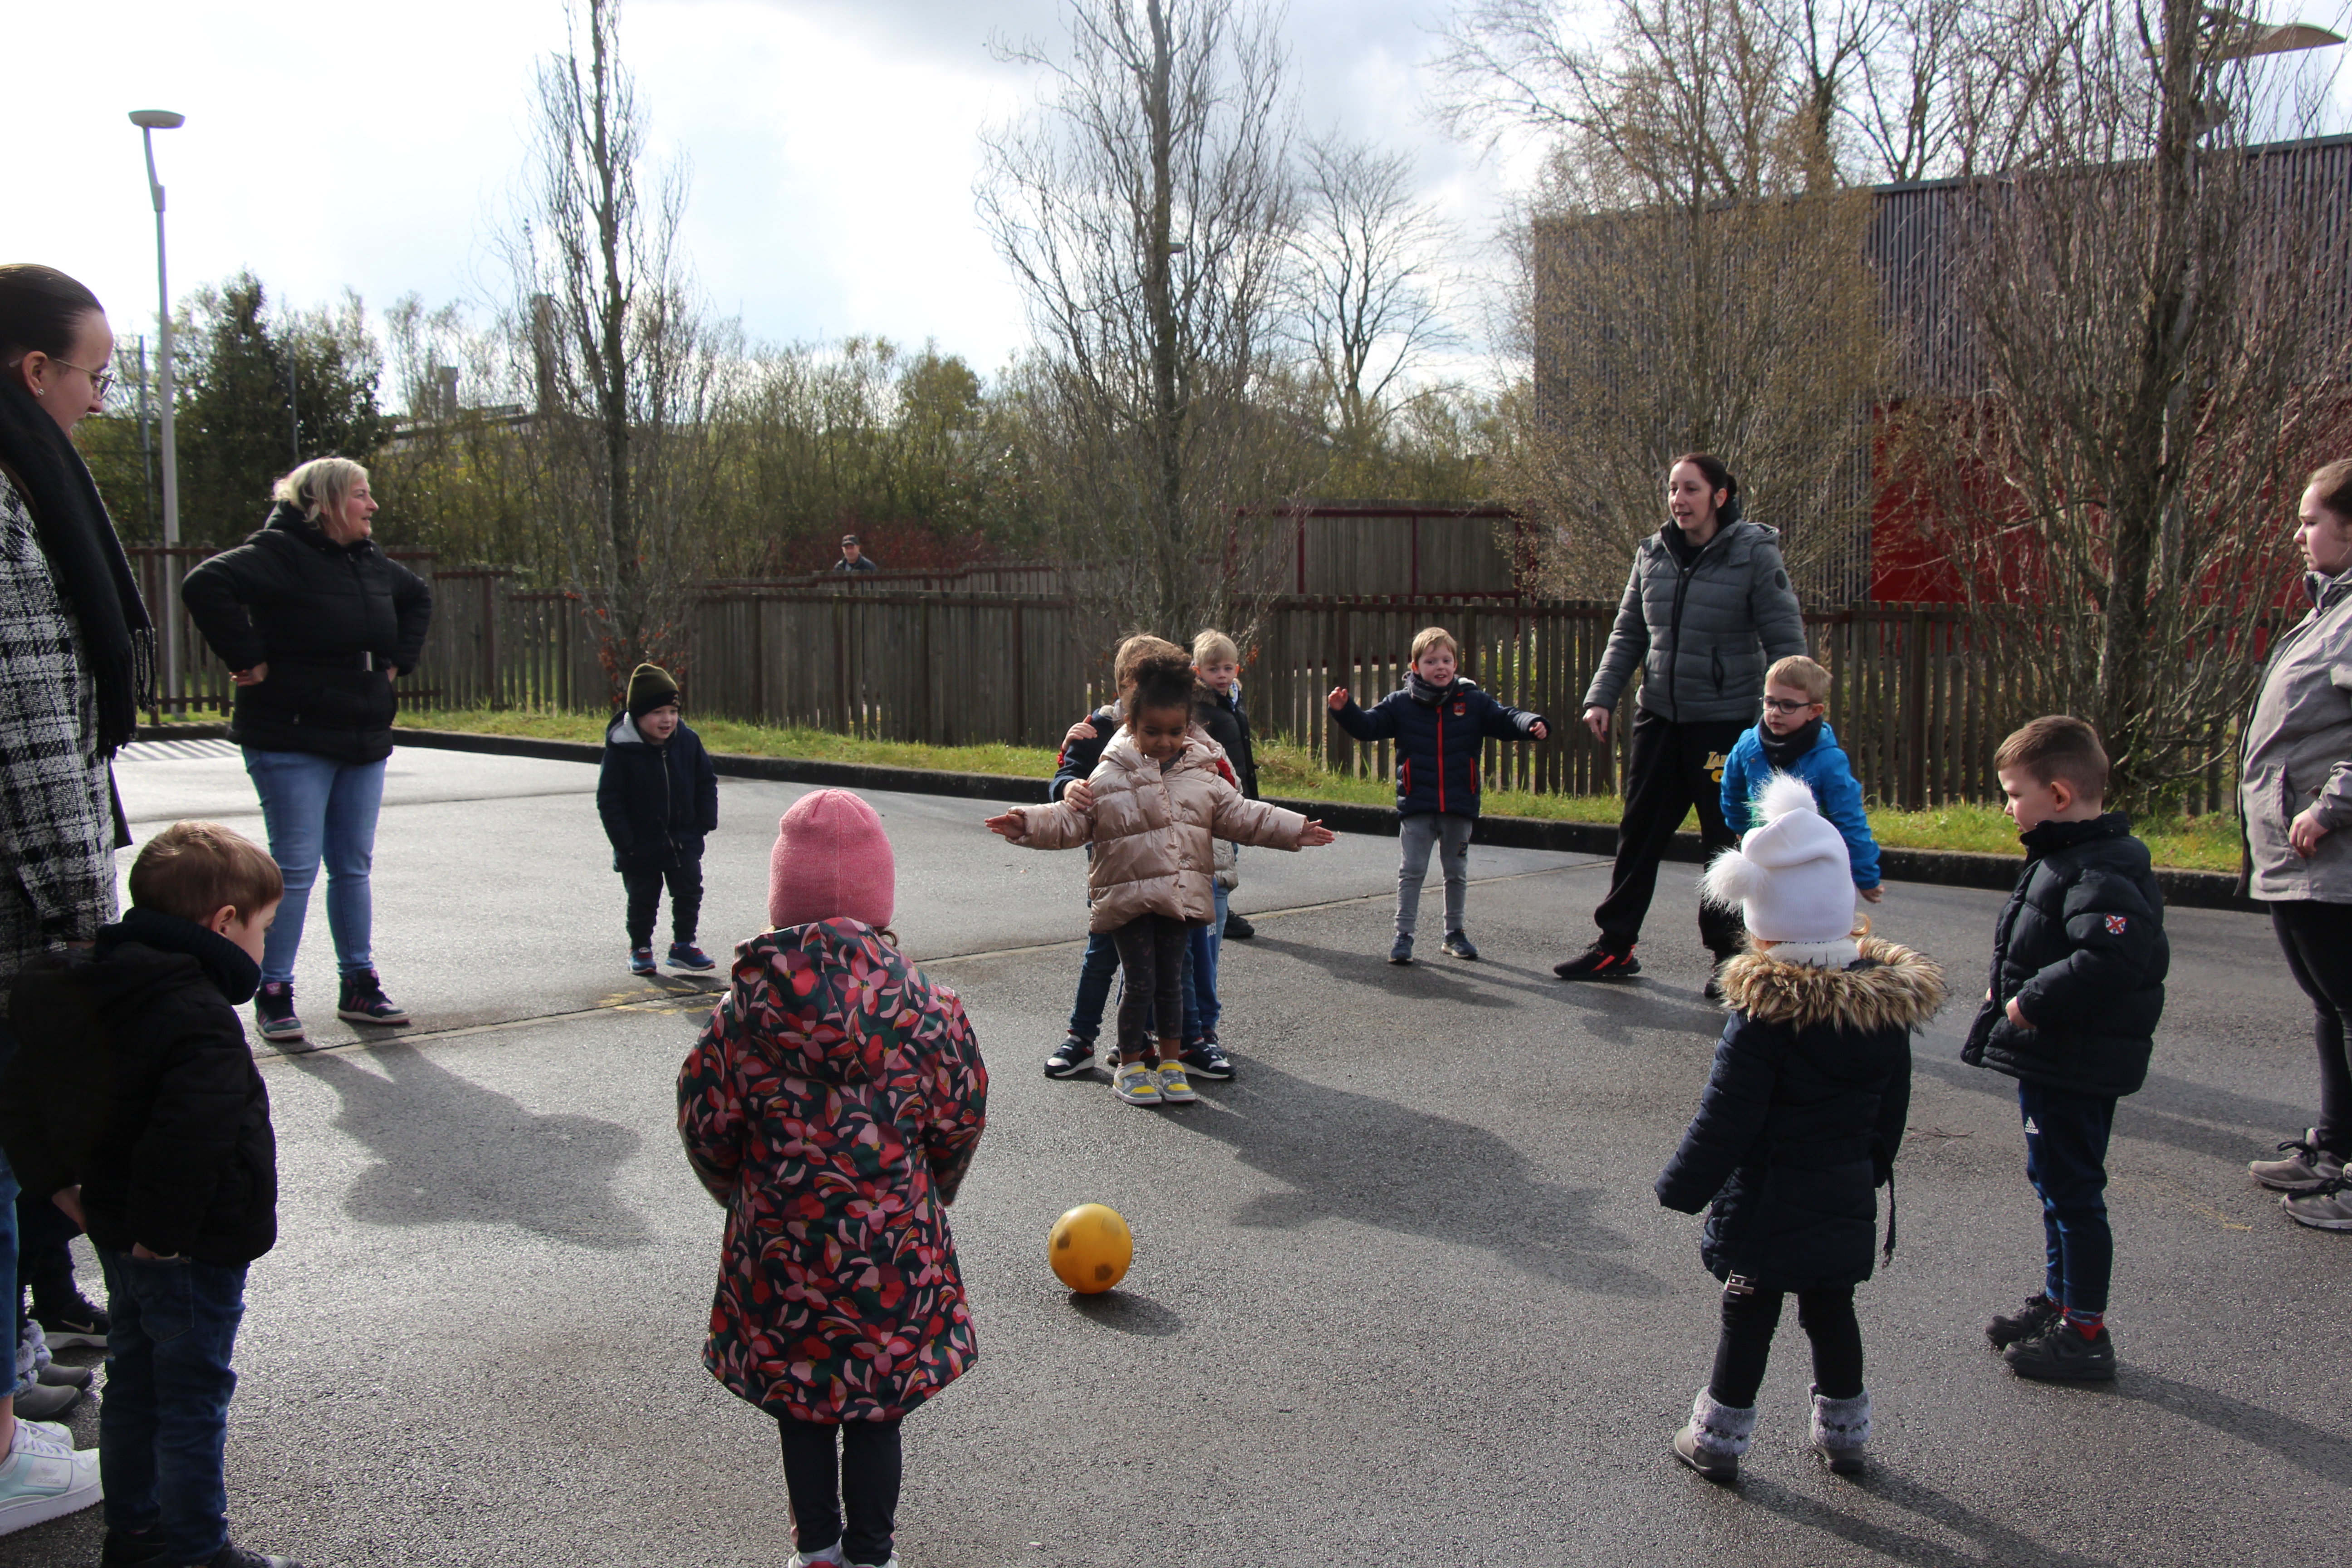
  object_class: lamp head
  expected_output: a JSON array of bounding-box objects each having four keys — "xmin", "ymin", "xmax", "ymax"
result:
[{"xmin": 128, "ymin": 110, "xmax": 185, "ymax": 130}]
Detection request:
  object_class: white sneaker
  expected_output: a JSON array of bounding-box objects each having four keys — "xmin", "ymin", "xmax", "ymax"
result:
[
  {"xmin": 1154, "ymin": 1059, "xmax": 1198, "ymax": 1103},
  {"xmin": 787, "ymin": 1544, "xmax": 844, "ymax": 1568},
  {"xmin": 1112, "ymin": 1059, "xmax": 1162, "ymax": 1105},
  {"xmin": 0, "ymin": 1419, "xmax": 101, "ymax": 1536}
]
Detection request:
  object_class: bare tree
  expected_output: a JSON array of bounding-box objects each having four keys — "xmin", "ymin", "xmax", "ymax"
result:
[
  {"xmin": 1886, "ymin": 0, "xmax": 2351, "ymax": 797},
  {"xmin": 504, "ymin": 0, "xmax": 728, "ymax": 693},
  {"xmin": 979, "ymin": 0, "xmax": 1303, "ymax": 642},
  {"xmin": 1289, "ymin": 135, "xmax": 1458, "ymax": 460},
  {"xmin": 1439, "ymin": 0, "xmax": 1891, "ymax": 598}
]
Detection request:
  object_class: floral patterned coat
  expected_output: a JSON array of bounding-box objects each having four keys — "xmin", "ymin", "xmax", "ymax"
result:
[{"xmin": 678, "ymin": 918, "xmax": 988, "ymax": 1422}]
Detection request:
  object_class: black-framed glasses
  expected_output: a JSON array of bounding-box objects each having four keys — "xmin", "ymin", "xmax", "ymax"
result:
[
  {"xmin": 1761, "ymin": 696, "xmax": 1817, "ymax": 714},
  {"xmin": 48, "ymin": 357, "xmax": 115, "ymax": 401}
]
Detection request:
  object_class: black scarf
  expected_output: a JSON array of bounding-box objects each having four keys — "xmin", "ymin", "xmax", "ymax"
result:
[
  {"xmin": 0, "ymin": 375, "xmax": 156, "ymax": 753},
  {"xmin": 1405, "ymin": 671, "xmax": 1456, "ymax": 706},
  {"xmin": 98, "ymin": 906, "xmax": 263, "ymax": 1005},
  {"xmin": 1759, "ymin": 715, "xmax": 1823, "ymax": 770}
]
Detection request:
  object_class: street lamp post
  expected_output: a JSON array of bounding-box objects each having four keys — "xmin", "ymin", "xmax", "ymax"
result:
[{"xmin": 130, "ymin": 108, "xmax": 184, "ymax": 708}]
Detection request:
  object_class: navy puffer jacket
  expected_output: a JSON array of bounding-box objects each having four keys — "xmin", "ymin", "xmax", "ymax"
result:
[
  {"xmin": 597, "ymin": 711, "xmax": 719, "ymax": 872},
  {"xmin": 1962, "ymin": 812, "xmax": 2166, "ymax": 1098},
  {"xmin": 1331, "ymin": 675, "xmax": 1545, "ymax": 819},
  {"xmin": 1657, "ymin": 940, "xmax": 1943, "ymax": 1292}
]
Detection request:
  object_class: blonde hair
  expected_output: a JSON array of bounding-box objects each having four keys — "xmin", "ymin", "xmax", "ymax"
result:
[
  {"xmin": 1112, "ymin": 634, "xmax": 1188, "ymax": 692},
  {"xmin": 271, "ymin": 456, "xmax": 370, "ymax": 521},
  {"xmin": 1410, "ymin": 626, "xmax": 1459, "ymax": 664},
  {"xmin": 1765, "ymin": 655, "xmax": 1831, "ymax": 704},
  {"xmin": 1193, "ymin": 629, "xmax": 1240, "ymax": 666}
]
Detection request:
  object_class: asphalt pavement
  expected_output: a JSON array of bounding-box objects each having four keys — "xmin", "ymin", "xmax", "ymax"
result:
[{"xmin": 5, "ymin": 738, "xmax": 2346, "ymax": 1567}]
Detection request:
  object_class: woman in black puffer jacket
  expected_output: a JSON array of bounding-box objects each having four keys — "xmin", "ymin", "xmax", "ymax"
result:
[{"xmin": 182, "ymin": 458, "xmax": 432, "ymax": 1047}]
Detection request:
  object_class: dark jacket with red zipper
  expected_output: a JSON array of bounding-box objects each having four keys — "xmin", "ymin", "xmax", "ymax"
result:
[{"xmin": 1331, "ymin": 674, "xmax": 1545, "ymax": 819}]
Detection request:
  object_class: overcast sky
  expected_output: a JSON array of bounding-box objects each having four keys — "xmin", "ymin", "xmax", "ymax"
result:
[{"xmin": 10, "ymin": 0, "xmax": 1545, "ymax": 405}]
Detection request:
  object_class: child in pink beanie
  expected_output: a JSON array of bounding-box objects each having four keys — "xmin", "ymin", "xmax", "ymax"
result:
[{"xmin": 680, "ymin": 788, "xmax": 987, "ymax": 1568}]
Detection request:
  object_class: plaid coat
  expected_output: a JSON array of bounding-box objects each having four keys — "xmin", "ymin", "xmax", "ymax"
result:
[
  {"xmin": 0, "ymin": 470, "xmax": 117, "ymax": 977},
  {"xmin": 678, "ymin": 918, "xmax": 988, "ymax": 1421}
]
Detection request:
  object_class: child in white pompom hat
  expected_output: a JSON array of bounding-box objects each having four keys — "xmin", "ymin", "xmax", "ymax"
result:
[{"xmin": 1654, "ymin": 773, "xmax": 1945, "ymax": 1484}]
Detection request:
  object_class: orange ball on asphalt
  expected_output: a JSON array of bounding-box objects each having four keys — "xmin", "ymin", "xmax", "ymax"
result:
[{"xmin": 1049, "ymin": 1203, "xmax": 1132, "ymax": 1294}]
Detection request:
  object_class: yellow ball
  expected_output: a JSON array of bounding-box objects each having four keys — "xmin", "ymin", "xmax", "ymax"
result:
[{"xmin": 1049, "ymin": 1203, "xmax": 1133, "ymax": 1294}]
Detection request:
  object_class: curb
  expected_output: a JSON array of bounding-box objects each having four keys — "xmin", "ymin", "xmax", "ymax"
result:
[{"xmin": 133, "ymin": 722, "xmax": 2256, "ymax": 912}]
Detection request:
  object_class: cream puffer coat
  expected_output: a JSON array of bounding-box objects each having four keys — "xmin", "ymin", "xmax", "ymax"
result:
[{"xmin": 1005, "ymin": 731, "xmax": 1309, "ymax": 931}]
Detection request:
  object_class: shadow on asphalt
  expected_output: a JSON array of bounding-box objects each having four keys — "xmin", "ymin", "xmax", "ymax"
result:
[
  {"xmin": 1169, "ymin": 1063, "xmax": 1665, "ymax": 1297},
  {"xmin": 2105, "ymin": 1367, "xmax": 2352, "ymax": 1488},
  {"xmin": 1909, "ymin": 1051, "xmax": 2311, "ymax": 1164},
  {"xmin": 1068, "ymin": 1289, "xmax": 1185, "ymax": 1336},
  {"xmin": 289, "ymin": 1042, "xmax": 652, "ymax": 1250},
  {"xmin": 1735, "ymin": 1466, "xmax": 2128, "ymax": 1568}
]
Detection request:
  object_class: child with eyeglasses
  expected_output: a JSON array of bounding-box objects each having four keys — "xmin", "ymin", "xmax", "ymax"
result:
[{"xmin": 1719, "ymin": 656, "xmax": 1883, "ymax": 906}]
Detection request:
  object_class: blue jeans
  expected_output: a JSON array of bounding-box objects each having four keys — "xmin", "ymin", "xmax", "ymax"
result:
[
  {"xmin": 1067, "ymin": 927, "xmax": 1202, "ymax": 1043},
  {"xmin": 97, "ymin": 1247, "xmax": 250, "ymax": 1563},
  {"xmin": 2018, "ymin": 1081, "xmax": 2117, "ymax": 1316},
  {"xmin": 243, "ymin": 748, "xmax": 387, "ymax": 985},
  {"xmin": 1186, "ymin": 881, "xmax": 1228, "ymax": 1040}
]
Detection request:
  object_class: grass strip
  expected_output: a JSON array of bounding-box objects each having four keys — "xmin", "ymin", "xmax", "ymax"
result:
[{"xmin": 392, "ymin": 707, "xmax": 2241, "ymax": 873}]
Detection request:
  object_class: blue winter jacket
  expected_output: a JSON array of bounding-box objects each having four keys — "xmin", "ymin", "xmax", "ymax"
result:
[
  {"xmin": 597, "ymin": 711, "xmax": 720, "ymax": 873},
  {"xmin": 1720, "ymin": 721, "xmax": 1882, "ymax": 889},
  {"xmin": 1331, "ymin": 675, "xmax": 1545, "ymax": 819}
]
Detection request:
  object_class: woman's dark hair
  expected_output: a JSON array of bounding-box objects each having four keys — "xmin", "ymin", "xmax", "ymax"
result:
[
  {"xmin": 1125, "ymin": 654, "xmax": 1196, "ymax": 720},
  {"xmin": 2307, "ymin": 459, "xmax": 2352, "ymax": 521},
  {"xmin": 0, "ymin": 264, "xmax": 103, "ymax": 364},
  {"xmin": 1670, "ymin": 451, "xmax": 1741, "ymax": 524}
]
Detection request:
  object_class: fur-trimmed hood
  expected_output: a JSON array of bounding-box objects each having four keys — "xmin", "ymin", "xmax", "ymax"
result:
[{"xmin": 1718, "ymin": 937, "xmax": 1945, "ymax": 1032}]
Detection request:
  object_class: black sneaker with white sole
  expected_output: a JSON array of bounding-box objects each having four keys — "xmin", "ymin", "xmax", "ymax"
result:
[
  {"xmin": 1044, "ymin": 1036, "xmax": 1096, "ymax": 1078},
  {"xmin": 1554, "ymin": 943, "xmax": 1640, "ymax": 981},
  {"xmin": 1182, "ymin": 1040, "xmax": 1235, "ymax": 1080},
  {"xmin": 336, "ymin": 970, "xmax": 411, "ymax": 1025},
  {"xmin": 34, "ymin": 1290, "xmax": 109, "ymax": 1350}
]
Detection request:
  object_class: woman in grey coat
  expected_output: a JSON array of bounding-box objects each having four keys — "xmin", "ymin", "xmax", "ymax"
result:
[
  {"xmin": 1556, "ymin": 454, "xmax": 1807, "ymax": 989},
  {"xmin": 2242, "ymin": 458, "xmax": 2352, "ymax": 1230}
]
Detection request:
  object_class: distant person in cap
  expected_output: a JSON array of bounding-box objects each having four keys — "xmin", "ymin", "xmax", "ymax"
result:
[{"xmin": 832, "ymin": 534, "xmax": 880, "ymax": 573}]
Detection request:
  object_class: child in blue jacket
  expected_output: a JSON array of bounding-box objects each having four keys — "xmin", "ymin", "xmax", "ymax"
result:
[
  {"xmin": 597, "ymin": 663, "xmax": 720, "ymax": 976},
  {"xmin": 1720, "ymin": 656, "xmax": 1882, "ymax": 906},
  {"xmin": 1327, "ymin": 625, "xmax": 1548, "ymax": 964}
]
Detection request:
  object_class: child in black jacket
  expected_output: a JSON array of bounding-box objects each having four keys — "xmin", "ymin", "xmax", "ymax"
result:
[
  {"xmin": 1657, "ymin": 775, "xmax": 1944, "ymax": 1482},
  {"xmin": 1965, "ymin": 717, "xmax": 2167, "ymax": 1382},
  {"xmin": 597, "ymin": 663, "xmax": 720, "ymax": 977},
  {"xmin": 0, "ymin": 821, "xmax": 305, "ymax": 1568},
  {"xmin": 1326, "ymin": 625, "xmax": 1547, "ymax": 964}
]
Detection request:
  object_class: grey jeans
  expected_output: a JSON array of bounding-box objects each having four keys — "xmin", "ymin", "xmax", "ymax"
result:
[{"xmin": 1397, "ymin": 813, "xmax": 1474, "ymax": 937}]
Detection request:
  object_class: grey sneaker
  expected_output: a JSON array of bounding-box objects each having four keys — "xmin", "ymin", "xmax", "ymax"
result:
[
  {"xmin": 2250, "ymin": 1130, "xmax": 2346, "ymax": 1193},
  {"xmin": 1441, "ymin": 930, "xmax": 1479, "ymax": 960},
  {"xmin": 1389, "ymin": 934, "xmax": 1414, "ymax": 965},
  {"xmin": 2281, "ymin": 1176, "xmax": 2352, "ymax": 1230}
]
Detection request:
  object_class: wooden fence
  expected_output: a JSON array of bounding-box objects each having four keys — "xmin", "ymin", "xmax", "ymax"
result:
[{"xmin": 130, "ymin": 552, "xmax": 2239, "ymax": 809}]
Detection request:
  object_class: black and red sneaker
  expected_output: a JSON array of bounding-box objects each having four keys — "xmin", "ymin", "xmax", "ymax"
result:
[{"xmin": 1553, "ymin": 943, "xmax": 1641, "ymax": 981}]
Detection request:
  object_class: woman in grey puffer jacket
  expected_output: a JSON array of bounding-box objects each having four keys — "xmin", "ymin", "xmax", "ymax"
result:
[
  {"xmin": 1556, "ymin": 454, "xmax": 1807, "ymax": 988},
  {"xmin": 2240, "ymin": 458, "xmax": 2352, "ymax": 1229}
]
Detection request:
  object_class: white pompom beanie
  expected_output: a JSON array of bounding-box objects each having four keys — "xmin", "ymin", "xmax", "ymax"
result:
[{"xmin": 1701, "ymin": 773, "xmax": 1857, "ymax": 960}]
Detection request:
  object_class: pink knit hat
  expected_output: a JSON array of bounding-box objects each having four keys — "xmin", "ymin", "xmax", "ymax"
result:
[{"xmin": 768, "ymin": 789, "xmax": 896, "ymax": 931}]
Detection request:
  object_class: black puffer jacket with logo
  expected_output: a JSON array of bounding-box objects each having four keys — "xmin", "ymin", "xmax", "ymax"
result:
[
  {"xmin": 1962, "ymin": 813, "xmax": 2167, "ymax": 1098},
  {"xmin": 1582, "ymin": 520, "xmax": 1808, "ymax": 724},
  {"xmin": 597, "ymin": 711, "xmax": 720, "ymax": 872},
  {"xmin": 181, "ymin": 503, "xmax": 433, "ymax": 764}
]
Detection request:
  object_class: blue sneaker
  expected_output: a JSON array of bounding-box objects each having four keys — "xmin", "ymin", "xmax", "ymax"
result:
[
  {"xmin": 630, "ymin": 947, "xmax": 657, "ymax": 975},
  {"xmin": 1441, "ymin": 930, "xmax": 1480, "ymax": 960},
  {"xmin": 1389, "ymin": 935, "xmax": 1414, "ymax": 965},
  {"xmin": 667, "ymin": 941, "xmax": 716, "ymax": 971}
]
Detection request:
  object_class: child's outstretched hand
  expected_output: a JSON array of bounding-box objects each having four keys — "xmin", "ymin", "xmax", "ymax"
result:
[
  {"xmin": 1326, "ymin": 686, "xmax": 1350, "ymax": 711},
  {"xmin": 1528, "ymin": 720, "xmax": 1549, "ymax": 740},
  {"xmin": 985, "ymin": 809, "xmax": 1027, "ymax": 838},
  {"xmin": 1065, "ymin": 718, "xmax": 1098, "ymax": 745},
  {"xmin": 1298, "ymin": 820, "xmax": 1338, "ymax": 846}
]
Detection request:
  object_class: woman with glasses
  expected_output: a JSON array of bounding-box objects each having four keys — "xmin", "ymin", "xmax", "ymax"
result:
[
  {"xmin": 1554, "ymin": 453, "xmax": 1808, "ymax": 992},
  {"xmin": 0, "ymin": 261, "xmax": 151, "ymax": 1525}
]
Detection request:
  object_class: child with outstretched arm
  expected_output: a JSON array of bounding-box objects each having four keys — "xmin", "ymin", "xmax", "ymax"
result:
[
  {"xmin": 990, "ymin": 655, "xmax": 1335, "ymax": 1107},
  {"xmin": 1327, "ymin": 625, "xmax": 1548, "ymax": 964}
]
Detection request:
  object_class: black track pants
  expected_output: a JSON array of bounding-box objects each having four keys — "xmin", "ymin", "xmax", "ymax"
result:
[
  {"xmin": 1593, "ymin": 708, "xmax": 1749, "ymax": 957},
  {"xmin": 2267, "ymin": 898, "xmax": 2352, "ymax": 1153},
  {"xmin": 1708, "ymin": 1284, "xmax": 1865, "ymax": 1407}
]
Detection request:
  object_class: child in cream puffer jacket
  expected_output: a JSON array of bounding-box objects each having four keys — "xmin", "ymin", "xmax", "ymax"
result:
[{"xmin": 988, "ymin": 655, "xmax": 1335, "ymax": 1106}]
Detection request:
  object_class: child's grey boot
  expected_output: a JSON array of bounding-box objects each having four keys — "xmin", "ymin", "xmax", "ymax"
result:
[
  {"xmin": 1806, "ymin": 1385, "xmax": 1871, "ymax": 1475},
  {"xmin": 1671, "ymin": 1388, "xmax": 1755, "ymax": 1482}
]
